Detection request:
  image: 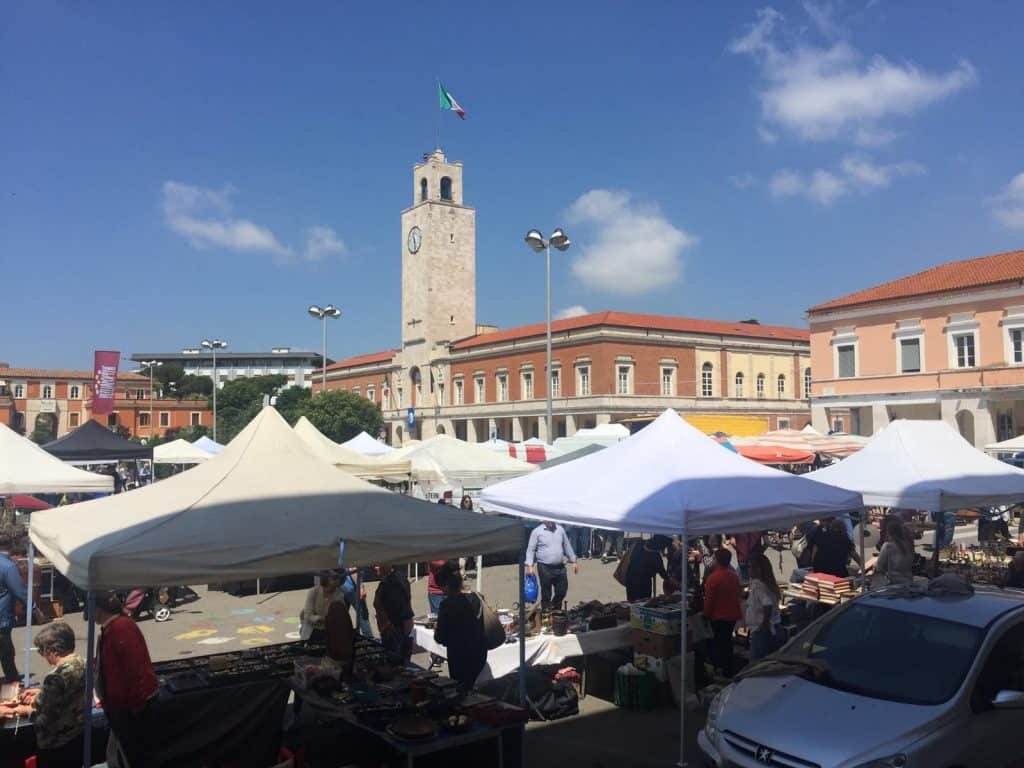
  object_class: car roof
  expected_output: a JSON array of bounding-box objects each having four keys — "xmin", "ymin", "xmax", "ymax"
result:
[{"xmin": 858, "ymin": 585, "xmax": 1024, "ymax": 628}]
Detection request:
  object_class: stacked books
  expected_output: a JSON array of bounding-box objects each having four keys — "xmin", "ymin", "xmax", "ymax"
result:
[{"xmin": 804, "ymin": 573, "xmax": 854, "ymax": 605}]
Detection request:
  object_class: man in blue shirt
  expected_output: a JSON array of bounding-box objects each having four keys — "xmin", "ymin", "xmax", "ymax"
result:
[
  {"xmin": 525, "ymin": 521, "xmax": 578, "ymax": 611},
  {"xmin": 0, "ymin": 531, "xmax": 29, "ymax": 683}
]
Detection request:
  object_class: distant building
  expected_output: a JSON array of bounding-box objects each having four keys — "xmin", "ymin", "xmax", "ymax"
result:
[
  {"xmin": 0, "ymin": 363, "xmax": 211, "ymax": 440},
  {"xmin": 319, "ymin": 149, "xmax": 812, "ymax": 444},
  {"xmin": 129, "ymin": 347, "xmax": 330, "ymax": 389},
  {"xmin": 807, "ymin": 248, "xmax": 1024, "ymax": 447}
]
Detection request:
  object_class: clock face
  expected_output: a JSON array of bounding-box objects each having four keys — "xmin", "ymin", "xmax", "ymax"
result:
[{"xmin": 407, "ymin": 226, "xmax": 422, "ymax": 254}]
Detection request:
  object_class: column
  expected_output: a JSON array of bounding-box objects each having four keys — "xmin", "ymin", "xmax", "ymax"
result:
[
  {"xmin": 811, "ymin": 404, "xmax": 829, "ymax": 434},
  {"xmin": 466, "ymin": 418, "xmax": 478, "ymax": 443},
  {"xmin": 487, "ymin": 418, "xmax": 498, "ymax": 441},
  {"xmin": 565, "ymin": 413, "xmax": 577, "ymax": 436},
  {"xmin": 870, "ymin": 404, "xmax": 890, "ymax": 435},
  {"xmin": 538, "ymin": 415, "xmax": 549, "ymax": 443},
  {"xmin": 940, "ymin": 397, "xmax": 958, "ymax": 431},
  {"xmin": 595, "ymin": 413, "xmax": 612, "ymax": 426},
  {"xmin": 973, "ymin": 404, "xmax": 996, "ymax": 449}
]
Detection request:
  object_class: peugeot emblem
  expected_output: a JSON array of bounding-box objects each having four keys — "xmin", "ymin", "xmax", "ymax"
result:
[{"xmin": 756, "ymin": 745, "xmax": 774, "ymax": 764}]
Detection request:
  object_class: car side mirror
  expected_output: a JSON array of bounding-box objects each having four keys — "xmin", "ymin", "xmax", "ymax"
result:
[{"xmin": 993, "ymin": 690, "xmax": 1024, "ymax": 709}]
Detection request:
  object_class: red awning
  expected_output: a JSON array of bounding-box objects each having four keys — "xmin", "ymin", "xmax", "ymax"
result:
[
  {"xmin": 737, "ymin": 446, "xmax": 815, "ymax": 465},
  {"xmin": 5, "ymin": 495, "xmax": 52, "ymax": 511}
]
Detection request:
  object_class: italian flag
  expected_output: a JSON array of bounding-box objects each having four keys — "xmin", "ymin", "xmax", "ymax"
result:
[{"xmin": 438, "ymin": 81, "xmax": 466, "ymax": 119}]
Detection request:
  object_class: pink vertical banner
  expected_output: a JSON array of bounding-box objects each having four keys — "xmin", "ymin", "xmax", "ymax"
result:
[{"xmin": 92, "ymin": 350, "xmax": 120, "ymax": 416}]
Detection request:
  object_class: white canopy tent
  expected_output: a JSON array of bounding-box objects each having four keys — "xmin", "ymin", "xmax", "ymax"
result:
[
  {"xmin": 30, "ymin": 407, "xmax": 522, "ymax": 590},
  {"xmin": 293, "ymin": 417, "xmax": 411, "ymax": 483},
  {"xmin": 552, "ymin": 422, "xmax": 629, "ymax": 454},
  {"xmin": 809, "ymin": 419, "xmax": 1024, "ymax": 510},
  {"xmin": 0, "ymin": 422, "xmax": 114, "ymax": 495},
  {"xmin": 153, "ymin": 438, "xmax": 214, "ymax": 465},
  {"xmin": 342, "ymin": 430, "xmax": 395, "ymax": 456},
  {"xmin": 192, "ymin": 435, "xmax": 225, "ymax": 454},
  {"xmin": 984, "ymin": 434, "xmax": 1024, "ymax": 454},
  {"xmin": 482, "ymin": 409, "xmax": 863, "ymax": 535},
  {"xmin": 394, "ymin": 435, "xmax": 537, "ymax": 488},
  {"xmin": 482, "ymin": 408, "xmax": 862, "ymax": 766}
]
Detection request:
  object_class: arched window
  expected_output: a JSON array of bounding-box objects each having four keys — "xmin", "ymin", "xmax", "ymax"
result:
[
  {"xmin": 777, "ymin": 374, "xmax": 786, "ymax": 398},
  {"xmin": 701, "ymin": 362, "xmax": 714, "ymax": 397},
  {"xmin": 734, "ymin": 372, "xmax": 744, "ymax": 398},
  {"xmin": 420, "ymin": 177, "xmax": 428, "ymax": 201},
  {"xmin": 440, "ymin": 176, "xmax": 453, "ymax": 201},
  {"xmin": 42, "ymin": 385, "xmax": 53, "ymax": 399},
  {"xmin": 804, "ymin": 367, "xmax": 812, "ymax": 399},
  {"xmin": 756, "ymin": 373, "xmax": 765, "ymax": 399},
  {"xmin": 70, "ymin": 384, "xmax": 80, "ymax": 399}
]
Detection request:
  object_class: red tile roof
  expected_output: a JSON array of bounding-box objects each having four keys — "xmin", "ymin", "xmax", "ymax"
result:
[
  {"xmin": 809, "ymin": 249, "xmax": 1024, "ymax": 313},
  {"xmin": 0, "ymin": 367, "xmax": 146, "ymax": 381},
  {"xmin": 326, "ymin": 350, "xmax": 398, "ymax": 372},
  {"xmin": 451, "ymin": 311, "xmax": 809, "ymax": 349}
]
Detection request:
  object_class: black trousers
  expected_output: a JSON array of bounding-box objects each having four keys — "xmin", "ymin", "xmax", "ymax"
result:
[
  {"xmin": 537, "ymin": 563, "xmax": 568, "ymax": 610},
  {"xmin": 709, "ymin": 620, "xmax": 736, "ymax": 676},
  {"xmin": 37, "ymin": 736, "xmax": 85, "ymax": 768},
  {"xmin": 0, "ymin": 626, "xmax": 18, "ymax": 681}
]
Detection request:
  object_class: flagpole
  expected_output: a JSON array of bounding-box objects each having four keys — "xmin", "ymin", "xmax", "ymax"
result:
[{"xmin": 435, "ymin": 77, "xmax": 441, "ymax": 150}]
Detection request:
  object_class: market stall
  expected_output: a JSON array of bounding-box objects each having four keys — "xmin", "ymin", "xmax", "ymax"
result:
[
  {"xmin": 41, "ymin": 418, "xmax": 153, "ymax": 464},
  {"xmin": 294, "ymin": 416, "xmax": 411, "ymax": 483},
  {"xmin": 343, "ymin": 430, "xmax": 396, "ymax": 456},
  {"xmin": 27, "ymin": 407, "xmax": 527, "ymax": 767},
  {"xmin": 731, "ymin": 428, "xmax": 865, "ymax": 460},
  {"xmin": 153, "ymin": 438, "xmax": 213, "ymax": 464},
  {"xmin": 192, "ymin": 435, "xmax": 225, "ymax": 454},
  {"xmin": 481, "ymin": 408, "xmax": 863, "ymax": 765},
  {"xmin": 394, "ymin": 435, "xmax": 537, "ymax": 491}
]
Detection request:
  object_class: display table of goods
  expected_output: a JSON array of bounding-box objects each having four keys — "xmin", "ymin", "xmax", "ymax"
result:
[{"xmin": 940, "ymin": 544, "xmax": 1014, "ymax": 585}]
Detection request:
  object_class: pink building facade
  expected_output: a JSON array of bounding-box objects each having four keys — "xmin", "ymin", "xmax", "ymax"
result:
[{"xmin": 807, "ymin": 249, "xmax": 1024, "ymax": 448}]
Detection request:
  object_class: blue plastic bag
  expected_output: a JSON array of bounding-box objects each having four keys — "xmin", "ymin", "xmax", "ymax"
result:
[{"xmin": 524, "ymin": 573, "xmax": 539, "ymax": 603}]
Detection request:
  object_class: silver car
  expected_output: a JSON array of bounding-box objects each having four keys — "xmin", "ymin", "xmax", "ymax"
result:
[{"xmin": 699, "ymin": 585, "xmax": 1024, "ymax": 768}]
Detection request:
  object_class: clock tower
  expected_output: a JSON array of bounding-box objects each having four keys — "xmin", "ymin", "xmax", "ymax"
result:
[{"xmin": 396, "ymin": 148, "xmax": 476, "ymax": 433}]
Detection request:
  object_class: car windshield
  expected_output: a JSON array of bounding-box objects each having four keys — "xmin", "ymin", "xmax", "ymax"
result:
[{"xmin": 791, "ymin": 602, "xmax": 983, "ymax": 705}]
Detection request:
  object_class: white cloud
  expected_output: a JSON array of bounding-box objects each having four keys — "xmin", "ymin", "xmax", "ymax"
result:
[
  {"xmin": 728, "ymin": 173, "xmax": 758, "ymax": 190},
  {"xmin": 304, "ymin": 226, "xmax": 346, "ymax": 261},
  {"xmin": 565, "ymin": 189, "xmax": 696, "ymax": 295},
  {"xmin": 770, "ymin": 155, "xmax": 924, "ymax": 206},
  {"xmin": 162, "ymin": 181, "xmax": 292, "ymax": 259},
  {"xmin": 801, "ymin": 0, "xmax": 841, "ymax": 40},
  {"xmin": 852, "ymin": 126, "xmax": 900, "ymax": 147},
  {"xmin": 729, "ymin": 7, "xmax": 976, "ymax": 143},
  {"xmin": 989, "ymin": 173, "xmax": 1024, "ymax": 230},
  {"xmin": 555, "ymin": 305, "xmax": 590, "ymax": 320}
]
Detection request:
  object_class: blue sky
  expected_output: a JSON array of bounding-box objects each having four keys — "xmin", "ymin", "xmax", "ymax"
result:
[{"xmin": 5, "ymin": 1, "xmax": 1024, "ymax": 369}]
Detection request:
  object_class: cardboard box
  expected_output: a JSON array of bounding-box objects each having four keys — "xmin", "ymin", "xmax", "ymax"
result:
[
  {"xmin": 630, "ymin": 628, "xmax": 681, "ymax": 660},
  {"xmin": 630, "ymin": 603, "xmax": 683, "ymax": 636}
]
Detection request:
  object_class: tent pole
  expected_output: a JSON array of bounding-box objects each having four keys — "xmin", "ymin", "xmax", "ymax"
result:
[
  {"xmin": 83, "ymin": 591, "xmax": 96, "ymax": 768},
  {"xmin": 678, "ymin": 520, "xmax": 689, "ymax": 768},
  {"xmin": 518, "ymin": 532, "xmax": 526, "ymax": 707},
  {"xmin": 475, "ymin": 555, "xmax": 483, "ymax": 595},
  {"xmin": 859, "ymin": 508, "xmax": 867, "ymax": 594},
  {"xmin": 23, "ymin": 535, "xmax": 34, "ymax": 688}
]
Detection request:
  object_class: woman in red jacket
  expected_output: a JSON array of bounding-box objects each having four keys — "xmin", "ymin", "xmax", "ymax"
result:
[
  {"xmin": 95, "ymin": 593, "xmax": 158, "ymax": 768},
  {"xmin": 702, "ymin": 548, "xmax": 741, "ymax": 676}
]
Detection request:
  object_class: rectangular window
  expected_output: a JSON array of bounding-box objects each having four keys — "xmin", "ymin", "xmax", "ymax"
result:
[
  {"xmin": 454, "ymin": 379, "xmax": 464, "ymax": 405},
  {"xmin": 837, "ymin": 344, "xmax": 856, "ymax": 378},
  {"xmin": 136, "ymin": 389, "xmax": 145, "ymax": 400},
  {"xmin": 474, "ymin": 377, "xmax": 485, "ymax": 403},
  {"xmin": 578, "ymin": 366, "xmax": 591, "ymax": 397},
  {"xmin": 778, "ymin": 418, "xmax": 790, "ymax": 430},
  {"xmin": 522, "ymin": 372, "xmax": 533, "ymax": 400},
  {"xmin": 107, "ymin": 413, "xmax": 118, "ymax": 428},
  {"xmin": 68, "ymin": 412, "xmax": 80, "ymax": 428},
  {"xmin": 551, "ymin": 370, "xmax": 561, "ymax": 398},
  {"xmin": 190, "ymin": 412, "xmax": 201, "ymax": 426},
  {"xmin": 832, "ymin": 418, "xmax": 845, "ymax": 433},
  {"xmin": 661, "ymin": 368, "xmax": 675, "ymax": 396},
  {"xmin": 1012, "ymin": 329, "xmax": 1024, "ymax": 364},
  {"xmin": 367, "ymin": 387, "xmax": 375, "ymax": 402},
  {"xmin": 13, "ymin": 384, "xmax": 23, "ymax": 398},
  {"xmin": 139, "ymin": 412, "xmax": 150, "ymax": 427},
  {"xmin": 617, "ymin": 366, "xmax": 631, "ymax": 395},
  {"xmin": 954, "ymin": 334, "xmax": 976, "ymax": 368},
  {"xmin": 159, "ymin": 412, "xmax": 170, "ymax": 428},
  {"xmin": 900, "ymin": 338, "xmax": 921, "ymax": 373},
  {"xmin": 497, "ymin": 375, "xmax": 508, "ymax": 402}
]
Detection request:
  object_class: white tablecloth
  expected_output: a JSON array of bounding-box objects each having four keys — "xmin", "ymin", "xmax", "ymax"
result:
[{"xmin": 413, "ymin": 623, "xmax": 632, "ymax": 683}]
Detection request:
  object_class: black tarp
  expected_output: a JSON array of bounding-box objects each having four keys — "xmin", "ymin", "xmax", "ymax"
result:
[{"xmin": 43, "ymin": 419, "xmax": 153, "ymax": 462}]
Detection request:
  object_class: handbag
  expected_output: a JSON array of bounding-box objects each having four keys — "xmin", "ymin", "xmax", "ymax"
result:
[
  {"xmin": 612, "ymin": 541, "xmax": 638, "ymax": 586},
  {"xmin": 474, "ymin": 592, "xmax": 507, "ymax": 650}
]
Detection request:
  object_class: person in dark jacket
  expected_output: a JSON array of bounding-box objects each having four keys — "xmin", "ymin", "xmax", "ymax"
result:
[
  {"xmin": 0, "ymin": 530, "xmax": 28, "ymax": 683},
  {"xmin": 433, "ymin": 571, "xmax": 487, "ymax": 691},
  {"xmin": 624, "ymin": 536, "xmax": 671, "ymax": 601}
]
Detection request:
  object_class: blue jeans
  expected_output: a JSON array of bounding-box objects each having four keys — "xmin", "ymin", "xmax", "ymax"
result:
[
  {"xmin": 428, "ymin": 592, "xmax": 445, "ymax": 614},
  {"xmin": 569, "ymin": 527, "xmax": 591, "ymax": 558}
]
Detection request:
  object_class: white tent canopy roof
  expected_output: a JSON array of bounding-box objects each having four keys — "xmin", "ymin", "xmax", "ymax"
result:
[
  {"xmin": 153, "ymin": 439, "xmax": 213, "ymax": 465},
  {"xmin": 393, "ymin": 435, "xmax": 537, "ymax": 487},
  {"xmin": 808, "ymin": 420, "xmax": 1024, "ymax": 511},
  {"xmin": 293, "ymin": 417, "xmax": 410, "ymax": 482},
  {"xmin": 0, "ymin": 423, "xmax": 113, "ymax": 495},
  {"xmin": 192, "ymin": 436, "xmax": 224, "ymax": 454},
  {"xmin": 984, "ymin": 434, "xmax": 1024, "ymax": 454},
  {"xmin": 343, "ymin": 431, "xmax": 395, "ymax": 456},
  {"xmin": 481, "ymin": 409, "xmax": 862, "ymax": 535},
  {"xmin": 29, "ymin": 407, "xmax": 523, "ymax": 590}
]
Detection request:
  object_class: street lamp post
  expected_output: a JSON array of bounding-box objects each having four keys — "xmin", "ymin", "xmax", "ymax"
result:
[
  {"xmin": 201, "ymin": 339, "xmax": 228, "ymax": 442},
  {"xmin": 139, "ymin": 360, "xmax": 162, "ymax": 439},
  {"xmin": 524, "ymin": 229, "xmax": 571, "ymax": 441},
  {"xmin": 307, "ymin": 304, "xmax": 342, "ymax": 391}
]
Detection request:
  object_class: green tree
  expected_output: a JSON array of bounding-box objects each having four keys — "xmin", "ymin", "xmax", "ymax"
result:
[
  {"xmin": 214, "ymin": 374, "xmax": 288, "ymax": 443},
  {"xmin": 29, "ymin": 413, "xmax": 57, "ymax": 444},
  {"xmin": 274, "ymin": 385, "xmax": 312, "ymax": 426},
  {"xmin": 175, "ymin": 374, "xmax": 213, "ymax": 400},
  {"xmin": 299, "ymin": 390, "xmax": 383, "ymax": 443}
]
